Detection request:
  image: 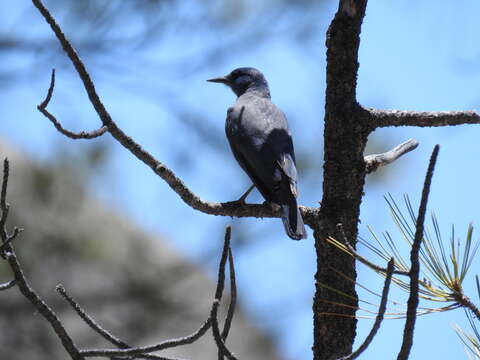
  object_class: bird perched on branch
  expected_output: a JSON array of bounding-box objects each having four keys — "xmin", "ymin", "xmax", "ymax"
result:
[{"xmin": 208, "ymin": 67, "xmax": 307, "ymax": 240}]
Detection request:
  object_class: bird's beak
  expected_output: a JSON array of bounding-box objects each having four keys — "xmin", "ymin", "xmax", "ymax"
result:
[{"xmin": 207, "ymin": 76, "xmax": 230, "ymax": 84}]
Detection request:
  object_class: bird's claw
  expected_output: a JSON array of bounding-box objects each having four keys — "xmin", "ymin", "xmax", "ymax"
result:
[{"xmin": 235, "ymin": 184, "xmax": 255, "ymax": 205}]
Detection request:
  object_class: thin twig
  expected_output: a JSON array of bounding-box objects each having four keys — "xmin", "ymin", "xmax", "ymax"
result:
[
  {"xmin": 79, "ymin": 227, "xmax": 236, "ymax": 358},
  {"xmin": 397, "ymin": 145, "xmax": 439, "ymax": 360},
  {"xmin": 214, "ymin": 227, "xmax": 231, "ymax": 302},
  {"xmin": 212, "ymin": 227, "xmax": 237, "ymax": 360},
  {"xmin": 56, "ymin": 285, "xmax": 174, "ymax": 360},
  {"xmin": 56, "ymin": 284, "xmax": 129, "ymax": 348},
  {"xmin": 369, "ymin": 108, "xmax": 480, "ymax": 128},
  {"xmin": 0, "ymin": 158, "xmax": 10, "ymax": 239},
  {"xmin": 218, "ymin": 248, "xmax": 237, "ymax": 360},
  {"xmin": 0, "ymin": 279, "xmax": 16, "ymax": 291},
  {"xmin": 0, "ymin": 227, "xmax": 24, "ymax": 254},
  {"xmin": 364, "ymin": 139, "xmax": 419, "ymax": 174},
  {"xmin": 37, "ymin": 69, "xmax": 107, "ymax": 140},
  {"xmin": 339, "ymin": 258, "xmax": 395, "ymax": 360},
  {"xmin": 0, "ymin": 160, "xmax": 84, "ymax": 360},
  {"xmin": 31, "ymin": 0, "xmax": 318, "ymax": 227},
  {"xmin": 212, "ymin": 300, "xmax": 238, "ymax": 360},
  {"xmin": 222, "ymin": 248, "xmax": 237, "ymax": 341},
  {"xmin": 80, "ymin": 319, "xmax": 212, "ymax": 357}
]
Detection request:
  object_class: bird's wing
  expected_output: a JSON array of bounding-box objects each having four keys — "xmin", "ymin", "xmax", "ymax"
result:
[
  {"xmin": 276, "ymin": 153, "xmax": 298, "ymax": 198},
  {"xmin": 225, "ymin": 107, "xmax": 271, "ymax": 200},
  {"xmin": 226, "ymin": 100, "xmax": 299, "ymax": 204}
]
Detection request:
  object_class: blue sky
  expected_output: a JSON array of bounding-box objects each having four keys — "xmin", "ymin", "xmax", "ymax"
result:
[{"xmin": 2, "ymin": 1, "xmax": 480, "ymax": 359}]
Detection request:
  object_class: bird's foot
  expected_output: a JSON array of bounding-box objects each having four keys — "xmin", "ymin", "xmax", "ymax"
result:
[{"xmin": 235, "ymin": 184, "xmax": 255, "ymax": 205}]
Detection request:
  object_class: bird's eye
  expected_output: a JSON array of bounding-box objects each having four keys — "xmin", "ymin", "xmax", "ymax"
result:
[{"xmin": 233, "ymin": 74, "xmax": 251, "ymax": 84}]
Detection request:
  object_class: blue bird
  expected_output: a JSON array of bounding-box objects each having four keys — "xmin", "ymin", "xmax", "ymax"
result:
[{"xmin": 208, "ymin": 67, "xmax": 307, "ymax": 240}]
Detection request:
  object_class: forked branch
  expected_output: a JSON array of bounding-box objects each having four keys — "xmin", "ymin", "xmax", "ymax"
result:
[
  {"xmin": 37, "ymin": 69, "xmax": 107, "ymax": 139},
  {"xmin": 1, "ymin": 169, "xmax": 241, "ymax": 360},
  {"xmin": 78, "ymin": 227, "xmax": 239, "ymax": 359},
  {"xmin": 0, "ymin": 158, "xmax": 85, "ymax": 360}
]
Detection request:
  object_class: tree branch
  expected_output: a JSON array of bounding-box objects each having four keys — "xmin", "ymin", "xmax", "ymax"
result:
[
  {"xmin": 364, "ymin": 139, "xmax": 419, "ymax": 174},
  {"xmin": 80, "ymin": 319, "xmax": 211, "ymax": 358},
  {"xmin": 212, "ymin": 227, "xmax": 238, "ymax": 360},
  {"xmin": 369, "ymin": 108, "xmax": 480, "ymax": 128},
  {"xmin": 32, "ymin": 0, "xmax": 318, "ymax": 228},
  {"xmin": 0, "ymin": 159, "xmax": 85, "ymax": 360},
  {"xmin": 78, "ymin": 227, "xmax": 237, "ymax": 359},
  {"xmin": 0, "ymin": 279, "xmax": 16, "ymax": 291},
  {"xmin": 37, "ymin": 69, "xmax": 107, "ymax": 139},
  {"xmin": 0, "ymin": 226, "xmax": 24, "ymax": 255},
  {"xmin": 56, "ymin": 285, "xmax": 170, "ymax": 360},
  {"xmin": 0, "ymin": 158, "xmax": 10, "ymax": 240},
  {"xmin": 397, "ymin": 145, "xmax": 439, "ymax": 360},
  {"xmin": 221, "ymin": 248, "xmax": 237, "ymax": 341},
  {"xmin": 339, "ymin": 258, "xmax": 395, "ymax": 360},
  {"xmin": 1, "ymin": 157, "xmax": 241, "ymax": 359}
]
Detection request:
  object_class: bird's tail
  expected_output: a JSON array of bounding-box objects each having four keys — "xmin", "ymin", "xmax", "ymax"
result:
[{"xmin": 281, "ymin": 200, "xmax": 307, "ymax": 240}]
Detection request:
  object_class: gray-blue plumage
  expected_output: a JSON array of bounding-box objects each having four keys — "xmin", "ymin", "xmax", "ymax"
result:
[{"xmin": 208, "ymin": 67, "xmax": 307, "ymax": 240}]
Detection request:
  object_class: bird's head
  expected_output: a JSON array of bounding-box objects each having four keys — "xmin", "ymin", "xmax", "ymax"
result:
[{"xmin": 207, "ymin": 67, "xmax": 270, "ymax": 97}]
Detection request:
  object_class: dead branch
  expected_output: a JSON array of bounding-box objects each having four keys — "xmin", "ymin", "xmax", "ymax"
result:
[
  {"xmin": 397, "ymin": 145, "xmax": 439, "ymax": 360},
  {"xmin": 0, "ymin": 279, "xmax": 16, "ymax": 291},
  {"xmin": 369, "ymin": 108, "xmax": 480, "ymax": 128},
  {"xmin": 364, "ymin": 139, "xmax": 419, "ymax": 174},
  {"xmin": 37, "ymin": 69, "xmax": 107, "ymax": 139},
  {"xmin": 77, "ymin": 227, "xmax": 238, "ymax": 359},
  {"xmin": 0, "ymin": 158, "xmax": 240, "ymax": 359},
  {"xmin": 56, "ymin": 284, "xmax": 169, "ymax": 360},
  {"xmin": 0, "ymin": 158, "xmax": 85, "ymax": 360}
]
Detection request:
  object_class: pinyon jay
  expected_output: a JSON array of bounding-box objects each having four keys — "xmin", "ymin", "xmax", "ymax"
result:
[{"xmin": 208, "ymin": 67, "xmax": 307, "ymax": 240}]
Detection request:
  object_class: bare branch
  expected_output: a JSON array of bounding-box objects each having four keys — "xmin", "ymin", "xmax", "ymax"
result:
[
  {"xmin": 0, "ymin": 158, "xmax": 9, "ymax": 238},
  {"xmin": 339, "ymin": 258, "xmax": 395, "ymax": 360},
  {"xmin": 364, "ymin": 139, "xmax": 419, "ymax": 174},
  {"xmin": 31, "ymin": 0, "xmax": 318, "ymax": 227},
  {"xmin": 0, "ymin": 227, "xmax": 24, "ymax": 255},
  {"xmin": 211, "ymin": 299, "xmax": 238, "ymax": 360},
  {"xmin": 56, "ymin": 284, "xmax": 129, "ymax": 348},
  {"xmin": 221, "ymin": 248, "xmax": 237, "ymax": 341},
  {"xmin": 79, "ymin": 227, "xmax": 236, "ymax": 358},
  {"xmin": 80, "ymin": 320, "xmax": 212, "ymax": 358},
  {"xmin": 0, "ymin": 279, "xmax": 16, "ymax": 291},
  {"xmin": 397, "ymin": 145, "xmax": 439, "ymax": 360},
  {"xmin": 369, "ymin": 108, "xmax": 480, "ymax": 128},
  {"xmin": 212, "ymin": 227, "xmax": 238, "ymax": 360},
  {"xmin": 56, "ymin": 285, "xmax": 174, "ymax": 360},
  {"xmin": 37, "ymin": 69, "xmax": 107, "ymax": 140},
  {"xmin": 0, "ymin": 160, "xmax": 84, "ymax": 360}
]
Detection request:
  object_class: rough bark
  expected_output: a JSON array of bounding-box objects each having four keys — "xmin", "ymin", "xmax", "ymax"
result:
[{"xmin": 313, "ymin": 2, "xmax": 370, "ymax": 359}]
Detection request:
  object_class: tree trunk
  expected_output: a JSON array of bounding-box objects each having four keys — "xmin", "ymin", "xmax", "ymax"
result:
[{"xmin": 313, "ymin": 2, "xmax": 370, "ymax": 359}]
